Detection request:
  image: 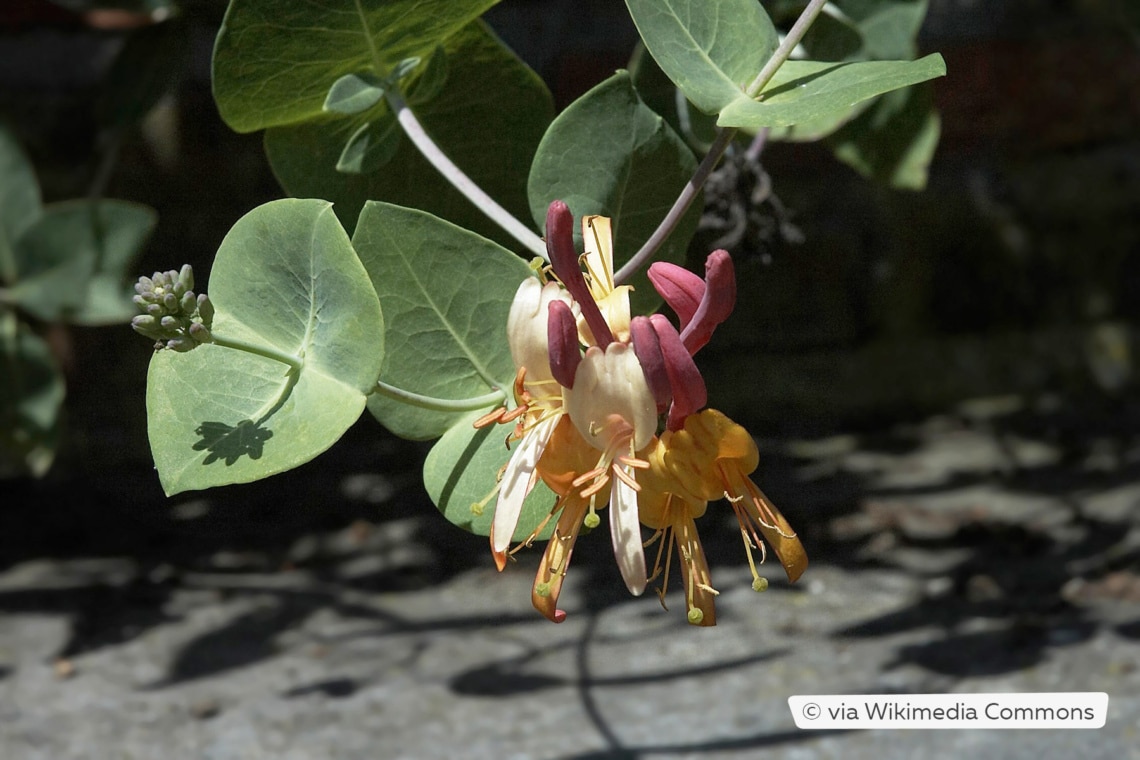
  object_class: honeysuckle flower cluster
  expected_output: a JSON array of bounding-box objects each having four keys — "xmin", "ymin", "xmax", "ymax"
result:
[
  {"xmin": 130, "ymin": 265, "xmax": 214, "ymax": 351},
  {"xmin": 478, "ymin": 201, "xmax": 807, "ymax": 626}
]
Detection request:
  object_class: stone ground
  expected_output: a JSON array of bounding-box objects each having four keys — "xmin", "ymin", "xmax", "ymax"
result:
[{"xmin": 2, "ymin": 395, "xmax": 1140, "ymax": 759}]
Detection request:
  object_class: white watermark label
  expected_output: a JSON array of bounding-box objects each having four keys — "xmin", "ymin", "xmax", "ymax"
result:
[{"xmin": 789, "ymin": 693, "xmax": 1108, "ymax": 729}]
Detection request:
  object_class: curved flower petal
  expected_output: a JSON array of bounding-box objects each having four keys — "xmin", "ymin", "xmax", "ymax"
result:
[
  {"xmin": 581, "ymin": 214, "xmax": 632, "ymax": 343},
  {"xmin": 491, "ymin": 413, "xmax": 561, "ymax": 559},
  {"xmin": 565, "ymin": 343, "xmax": 657, "ymax": 453},
  {"xmin": 507, "ymin": 278, "xmax": 574, "ymax": 384},
  {"xmin": 610, "ymin": 465, "xmax": 647, "ymax": 596},
  {"xmin": 532, "ymin": 495, "xmax": 588, "ymax": 623},
  {"xmin": 719, "ymin": 465, "xmax": 809, "ymax": 583}
]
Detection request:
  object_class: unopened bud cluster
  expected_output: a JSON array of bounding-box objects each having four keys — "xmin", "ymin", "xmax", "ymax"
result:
[{"xmin": 130, "ymin": 265, "xmax": 215, "ymax": 352}]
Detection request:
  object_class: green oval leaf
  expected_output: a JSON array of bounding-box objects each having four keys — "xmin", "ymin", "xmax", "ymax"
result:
[
  {"xmin": 830, "ymin": 0, "xmax": 930, "ymax": 61},
  {"xmin": 628, "ymin": 42, "xmax": 719, "ymax": 151},
  {"xmin": 406, "ymin": 45, "xmax": 448, "ymax": 106},
  {"xmin": 625, "ymin": 0, "xmax": 778, "ymax": 115},
  {"xmin": 0, "ymin": 127, "xmax": 42, "ymax": 283},
  {"xmin": 0, "ymin": 314, "xmax": 64, "ymax": 477},
  {"xmin": 146, "ymin": 199, "xmax": 384, "ymax": 495},
  {"xmin": 336, "ymin": 113, "xmax": 402, "ymax": 174},
  {"xmin": 11, "ymin": 200, "xmax": 156, "ymax": 325},
  {"xmin": 827, "ymin": 82, "xmax": 941, "ymax": 190},
  {"xmin": 527, "ymin": 70, "xmax": 699, "ymax": 315},
  {"xmin": 212, "ymin": 0, "xmax": 496, "ymax": 132},
  {"xmin": 323, "ymin": 72, "xmax": 386, "ymax": 116},
  {"xmin": 716, "ymin": 54, "xmax": 946, "ymax": 130},
  {"xmin": 265, "ymin": 20, "xmax": 552, "ymax": 244},
  {"xmin": 423, "ymin": 408, "xmax": 556, "ymax": 542},
  {"xmin": 352, "ymin": 201, "xmax": 530, "ymax": 440}
]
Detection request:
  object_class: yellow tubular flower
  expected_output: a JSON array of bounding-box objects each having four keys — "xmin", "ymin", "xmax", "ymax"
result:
[
  {"xmin": 529, "ymin": 416, "xmax": 616, "ymax": 623},
  {"xmin": 578, "ymin": 215, "xmax": 633, "ymax": 344},
  {"xmin": 638, "ymin": 440, "xmax": 718, "ymax": 626},
  {"xmin": 655, "ymin": 409, "xmax": 808, "ymax": 590}
]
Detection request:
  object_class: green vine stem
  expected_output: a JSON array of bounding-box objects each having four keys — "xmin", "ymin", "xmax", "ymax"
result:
[
  {"xmin": 373, "ymin": 380, "xmax": 505, "ymax": 412},
  {"xmin": 384, "ymin": 88, "xmax": 549, "ymax": 260},
  {"xmin": 614, "ymin": 0, "xmax": 830, "ymax": 285},
  {"xmin": 209, "ymin": 332, "xmax": 304, "ymax": 372},
  {"xmin": 746, "ymin": 0, "xmax": 830, "ymax": 98}
]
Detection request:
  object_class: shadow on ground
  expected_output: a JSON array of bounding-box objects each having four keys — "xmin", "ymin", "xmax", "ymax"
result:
[{"xmin": 2, "ymin": 392, "xmax": 1139, "ymax": 755}]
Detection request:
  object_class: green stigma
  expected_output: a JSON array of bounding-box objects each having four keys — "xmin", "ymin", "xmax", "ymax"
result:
[
  {"xmin": 752, "ymin": 577, "xmax": 769, "ymax": 593},
  {"xmin": 686, "ymin": 607, "xmax": 704, "ymax": 625},
  {"xmin": 583, "ymin": 512, "xmax": 601, "ymax": 529},
  {"xmin": 534, "ymin": 582, "xmax": 552, "ymax": 598}
]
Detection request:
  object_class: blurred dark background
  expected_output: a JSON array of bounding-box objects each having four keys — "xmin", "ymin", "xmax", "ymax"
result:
[
  {"xmin": 1, "ymin": 4, "xmax": 1139, "ymax": 759},
  {"xmin": 0, "ymin": 0, "xmax": 1138, "ymax": 726},
  {"xmin": 3, "ymin": 0, "xmax": 1137, "ymax": 446}
]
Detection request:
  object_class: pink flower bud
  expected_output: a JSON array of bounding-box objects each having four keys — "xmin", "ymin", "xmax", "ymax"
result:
[
  {"xmin": 679, "ymin": 250, "xmax": 736, "ymax": 356},
  {"xmin": 648, "ymin": 314, "xmax": 707, "ymax": 430},
  {"xmin": 647, "ymin": 262, "xmax": 705, "ymax": 330}
]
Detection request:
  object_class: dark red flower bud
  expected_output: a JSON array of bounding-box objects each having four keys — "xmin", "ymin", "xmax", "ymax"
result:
[
  {"xmin": 546, "ymin": 200, "xmax": 614, "ymax": 347},
  {"xmin": 547, "ymin": 299, "xmax": 581, "ymax": 388}
]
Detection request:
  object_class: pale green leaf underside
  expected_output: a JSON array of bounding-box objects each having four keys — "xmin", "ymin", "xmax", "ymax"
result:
[
  {"xmin": 424, "ymin": 408, "xmax": 556, "ymax": 542},
  {"xmin": 147, "ymin": 344, "xmax": 367, "ymax": 495},
  {"xmin": 625, "ymin": 0, "xmax": 778, "ymax": 115},
  {"xmin": 717, "ymin": 54, "xmax": 946, "ymax": 129},
  {"xmin": 213, "ymin": 0, "xmax": 497, "ymax": 132},
  {"xmin": 352, "ymin": 201, "xmax": 529, "ymax": 440},
  {"xmin": 146, "ymin": 199, "xmax": 384, "ymax": 495},
  {"xmin": 208, "ymin": 200, "xmax": 384, "ymax": 393},
  {"xmin": 324, "ymin": 72, "xmax": 386, "ymax": 116}
]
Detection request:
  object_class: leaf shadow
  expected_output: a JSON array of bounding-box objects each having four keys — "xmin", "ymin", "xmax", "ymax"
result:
[
  {"xmin": 437, "ymin": 422, "xmax": 493, "ymax": 512},
  {"xmin": 190, "ymin": 362, "xmax": 300, "ymax": 466},
  {"xmin": 760, "ymin": 63, "xmax": 847, "ymax": 99},
  {"xmin": 192, "ymin": 419, "xmax": 273, "ymax": 465}
]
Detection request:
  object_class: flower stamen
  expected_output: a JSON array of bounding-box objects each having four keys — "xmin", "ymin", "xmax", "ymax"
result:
[{"xmin": 611, "ymin": 462, "xmax": 641, "ymax": 490}]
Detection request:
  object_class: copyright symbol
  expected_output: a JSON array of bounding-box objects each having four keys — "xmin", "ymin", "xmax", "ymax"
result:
[{"xmin": 802, "ymin": 703, "xmax": 821, "ymax": 720}]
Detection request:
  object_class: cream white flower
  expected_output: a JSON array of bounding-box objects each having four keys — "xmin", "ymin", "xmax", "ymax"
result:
[
  {"xmin": 562, "ymin": 341, "xmax": 658, "ymax": 595},
  {"xmin": 483, "ymin": 278, "xmax": 573, "ymax": 564}
]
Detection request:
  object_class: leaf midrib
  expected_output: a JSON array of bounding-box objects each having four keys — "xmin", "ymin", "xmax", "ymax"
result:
[{"xmin": 637, "ymin": 0, "xmax": 744, "ymax": 107}]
